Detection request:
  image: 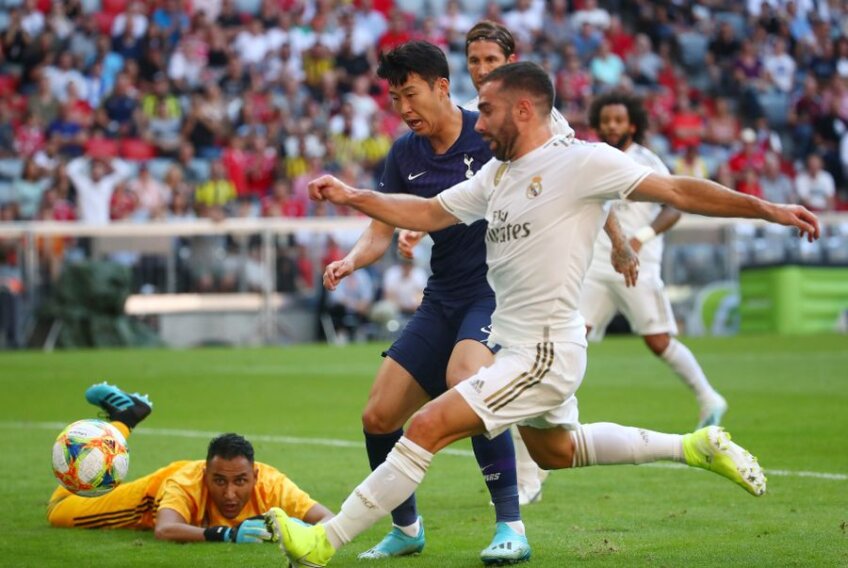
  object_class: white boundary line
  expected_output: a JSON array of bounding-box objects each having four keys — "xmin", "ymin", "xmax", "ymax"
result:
[{"xmin": 7, "ymin": 421, "xmax": 846, "ymax": 481}]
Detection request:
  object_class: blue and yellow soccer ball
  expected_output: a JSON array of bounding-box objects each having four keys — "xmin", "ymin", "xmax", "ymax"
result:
[{"xmin": 52, "ymin": 419, "xmax": 130, "ymax": 497}]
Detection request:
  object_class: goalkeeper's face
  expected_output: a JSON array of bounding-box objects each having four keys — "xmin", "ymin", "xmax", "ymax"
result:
[{"xmin": 204, "ymin": 456, "xmax": 259, "ymax": 519}]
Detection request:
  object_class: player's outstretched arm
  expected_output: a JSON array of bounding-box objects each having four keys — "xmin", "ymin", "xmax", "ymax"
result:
[
  {"xmin": 302, "ymin": 502, "xmax": 334, "ymax": 524},
  {"xmin": 603, "ymin": 211, "xmax": 639, "ymax": 287},
  {"xmin": 155, "ymin": 508, "xmax": 272, "ymax": 543},
  {"xmin": 324, "ymin": 220, "xmax": 396, "ymax": 291},
  {"xmin": 309, "ymin": 175, "xmax": 459, "ymax": 232},
  {"xmin": 630, "ymin": 174, "xmax": 820, "ymax": 241}
]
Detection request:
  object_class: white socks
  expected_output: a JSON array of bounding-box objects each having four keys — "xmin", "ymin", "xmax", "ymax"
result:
[
  {"xmin": 324, "ymin": 437, "xmax": 433, "ymax": 549},
  {"xmin": 660, "ymin": 339, "xmax": 720, "ymax": 406},
  {"xmin": 570, "ymin": 422, "xmax": 683, "ymax": 467}
]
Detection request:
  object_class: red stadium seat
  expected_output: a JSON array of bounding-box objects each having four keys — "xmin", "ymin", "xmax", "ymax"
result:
[
  {"xmin": 120, "ymin": 138, "xmax": 157, "ymax": 160},
  {"xmin": 85, "ymin": 137, "xmax": 120, "ymax": 159},
  {"xmin": 102, "ymin": 0, "xmax": 128, "ymax": 15},
  {"xmin": 94, "ymin": 12, "xmax": 117, "ymax": 35},
  {"xmin": 0, "ymin": 75, "xmax": 19, "ymax": 98}
]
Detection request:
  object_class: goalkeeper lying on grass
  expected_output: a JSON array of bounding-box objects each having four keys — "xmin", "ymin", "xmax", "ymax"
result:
[{"xmin": 47, "ymin": 383, "xmax": 333, "ymax": 542}]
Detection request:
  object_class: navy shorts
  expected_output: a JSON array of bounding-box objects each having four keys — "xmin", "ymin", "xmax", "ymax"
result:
[{"xmin": 383, "ymin": 294, "xmax": 496, "ymax": 399}]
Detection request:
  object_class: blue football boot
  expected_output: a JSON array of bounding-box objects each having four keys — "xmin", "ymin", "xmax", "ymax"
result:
[{"xmin": 85, "ymin": 382, "xmax": 153, "ymax": 429}]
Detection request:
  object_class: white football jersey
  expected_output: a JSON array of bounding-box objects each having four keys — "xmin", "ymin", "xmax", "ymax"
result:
[
  {"xmin": 438, "ymin": 136, "xmax": 652, "ymax": 347},
  {"xmin": 463, "ymin": 97, "xmax": 575, "ymax": 141},
  {"xmin": 591, "ymin": 143, "xmax": 669, "ymax": 277}
]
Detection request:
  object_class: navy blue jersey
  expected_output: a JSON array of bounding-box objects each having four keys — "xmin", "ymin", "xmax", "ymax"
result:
[{"xmin": 379, "ymin": 108, "xmax": 493, "ymax": 307}]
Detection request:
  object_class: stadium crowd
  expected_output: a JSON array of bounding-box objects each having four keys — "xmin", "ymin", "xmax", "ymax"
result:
[{"xmin": 2, "ymin": 0, "xmax": 848, "ymax": 344}]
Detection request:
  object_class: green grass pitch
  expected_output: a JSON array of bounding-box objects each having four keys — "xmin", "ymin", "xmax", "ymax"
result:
[{"xmin": 1, "ymin": 334, "xmax": 846, "ymax": 567}]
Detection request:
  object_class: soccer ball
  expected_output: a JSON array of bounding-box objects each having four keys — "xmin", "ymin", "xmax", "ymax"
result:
[{"xmin": 52, "ymin": 419, "xmax": 130, "ymax": 497}]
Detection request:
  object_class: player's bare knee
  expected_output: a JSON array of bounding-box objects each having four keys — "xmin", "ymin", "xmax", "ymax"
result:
[
  {"xmin": 405, "ymin": 406, "xmax": 444, "ymax": 449},
  {"xmin": 361, "ymin": 406, "xmax": 402, "ymax": 434},
  {"xmin": 644, "ymin": 333, "xmax": 670, "ymax": 356}
]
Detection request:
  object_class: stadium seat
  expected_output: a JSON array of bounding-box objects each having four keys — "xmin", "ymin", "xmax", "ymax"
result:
[
  {"xmin": 101, "ymin": 0, "xmax": 127, "ymax": 15},
  {"xmin": 189, "ymin": 158, "xmax": 212, "ymax": 181},
  {"xmin": 0, "ymin": 75, "xmax": 19, "ymax": 98},
  {"xmin": 84, "ymin": 137, "xmax": 120, "ymax": 159},
  {"xmin": 79, "ymin": 0, "xmax": 101, "ymax": 14},
  {"xmin": 120, "ymin": 138, "xmax": 157, "ymax": 161},
  {"xmin": 0, "ymin": 180, "xmax": 14, "ymax": 202},
  {"xmin": 395, "ymin": 0, "xmax": 426, "ymax": 16},
  {"xmin": 0, "ymin": 158, "xmax": 24, "ymax": 181},
  {"xmin": 233, "ymin": 0, "xmax": 261, "ymax": 15},
  {"xmin": 146, "ymin": 157, "xmax": 174, "ymax": 181},
  {"xmin": 94, "ymin": 12, "xmax": 117, "ymax": 35},
  {"xmin": 758, "ymin": 90, "xmax": 790, "ymax": 129},
  {"xmin": 459, "ymin": 0, "xmax": 487, "ymax": 17}
]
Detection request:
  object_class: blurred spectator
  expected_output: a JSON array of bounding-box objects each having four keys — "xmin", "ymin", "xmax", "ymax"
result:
[
  {"xmin": 195, "ymin": 160, "xmax": 237, "ymax": 212},
  {"xmin": 673, "ymin": 144, "xmax": 710, "ymax": 178},
  {"xmin": 378, "ymin": 10, "xmax": 411, "ymax": 53},
  {"xmin": 573, "ymin": 0, "xmax": 611, "ymax": 31},
  {"xmin": 502, "ymin": 0, "xmax": 544, "ymax": 47},
  {"xmin": 703, "ymin": 97, "xmax": 741, "ymax": 152},
  {"xmin": 28, "ymin": 75, "xmax": 60, "ymax": 128},
  {"xmin": 244, "ymin": 133, "xmax": 277, "ymax": 198},
  {"xmin": 112, "ymin": 2, "xmax": 149, "ymax": 40},
  {"xmin": 182, "ymin": 86, "xmax": 228, "ymax": 158},
  {"xmin": 109, "ymin": 181, "xmax": 139, "ymax": 221},
  {"xmin": 760, "ymin": 152, "xmax": 797, "ymax": 204},
  {"xmin": 45, "ymin": 52, "xmax": 88, "ymax": 104},
  {"xmin": 573, "ymin": 22, "xmax": 603, "ymax": 65},
  {"xmin": 353, "ymin": 0, "xmax": 388, "ymax": 46},
  {"xmin": 728, "ymin": 128, "xmax": 767, "ymax": 178},
  {"xmin": 46, "ymin": 105, "xmax": 87, "ymax": 157},
  {"xmin": 262, "ymin": 179, "xmax": 306, "ymax": 218},
  {"xmin": 627, "ymin": 34, "xmax": 663, "ymax": 88},
  {"xmin": 590, "ymin": 39, "xmax": 625, "ymax": 91},
  {"xmin": 439, "ymin": 0, "xmax": 473, "ymax": 52},
  {"xmin": 12, "ymin": 158, "xmax": 51, "ymax": 220},
  {"xmin": 381, "ymin": 257, "xmax": 427, "ymax": 317},
  {"xmin": 144, "ymin": 98, "xmax": 183, "ymax": 156},
  {"xmin": 736, "ymin": 168, "xmax": 764, "ymax": 198},
  {"xmin": 795, "ymin": 153, "xmax": 836, "ymax": 211},
  {"xmin": 14, "ymin": 112, "xmax": 46, "ymax": 158},
  {"xmin": 0, "ymin": 202, "xmax": 24, "ymax": 348},
  {"xmin": 128, "ymin": 164, "xmax": 170, "ymax": 219},
  {"xmin": 97, "ymin": 73, "xmax": 140, "ymax": 137},
  {"xmin": 66, "ymin": 156, "xmax": 133, "ymax": 225},
  {"xmin": 668, "ymin": 95, "xmax": 705, "ymax": 153},
  {"xmin": 763, "ymin": 37, "xmax": 796, "ymax": 93},
  {"xmin": 152, "ymin": 0, "xmax": 191, "ymax": 49},
  {"xmin": 326, "ymin": 268, "xmax": 374, "ymax": 343}
]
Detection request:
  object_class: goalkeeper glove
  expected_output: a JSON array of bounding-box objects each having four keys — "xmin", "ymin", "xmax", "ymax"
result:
[{"xmin": 231, "ymin": 518, "xmax": 272, "ymax": 543}]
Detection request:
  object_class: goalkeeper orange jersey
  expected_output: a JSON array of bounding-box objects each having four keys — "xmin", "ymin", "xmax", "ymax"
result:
[{"xmin": 47, "ymin": 460, "xmax": 317, "ymax": 530}]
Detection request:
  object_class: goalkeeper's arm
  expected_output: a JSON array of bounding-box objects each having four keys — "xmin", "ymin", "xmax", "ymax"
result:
[{"xmin": 154, "ymin": 508, "xmax": 271, "ymax": 543}]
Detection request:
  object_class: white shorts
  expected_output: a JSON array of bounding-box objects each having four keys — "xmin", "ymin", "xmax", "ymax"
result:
[
  {"xmin": 580, "ymin": 270, "xmax": 677, "ymax": 338},
  {"xmin": 454, "ymin": 342, "xmax": 585, "ymax": 439}
]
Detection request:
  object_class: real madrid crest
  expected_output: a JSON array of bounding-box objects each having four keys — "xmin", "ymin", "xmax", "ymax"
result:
[
  {"xmin": 526, "ymin": 176, "xmax": 543, "ymax": 198},
  {"xmin": 494, "ymin": 163, "xmax": 509, "ymax": 187}
]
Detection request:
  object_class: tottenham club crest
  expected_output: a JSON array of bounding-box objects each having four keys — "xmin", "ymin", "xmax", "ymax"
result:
[
  {"xmin": 463, "ymin": 154, "xmax": 475, "ymax": 179},
  {"xmin": 526, "ymin": 176, "xmax": 543, "ymax": 198}
]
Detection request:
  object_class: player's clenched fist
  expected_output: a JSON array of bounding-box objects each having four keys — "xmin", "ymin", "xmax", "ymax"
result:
[
  {"xmin": 308, "ymin": 175, "xmax": 356, "ymax": 205},
  {"xmin": 397, "ymin": 230, "xmax": 424, "ymax": 259},
  {"xmin": 324, "ymin": 258, "xmax": 354, "ymax": 291}
]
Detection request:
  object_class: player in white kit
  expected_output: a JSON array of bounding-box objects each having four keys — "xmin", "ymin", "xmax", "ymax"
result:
[
  {"xmin": 398, "ymin": 21, "xmax": 635, "ymax": 505},
  {"xmin": 267, "ymin": 62, "xmax": 819, "ymax": 567},
  {"xmin": 583, "ymin": 90, "xmax": 728, "ymax": 428}
]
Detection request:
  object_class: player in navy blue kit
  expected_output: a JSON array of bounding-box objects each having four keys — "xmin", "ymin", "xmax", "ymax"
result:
[{"xmin": 322, "ymin": 41, "xmax": 529, "ymax": 564}]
